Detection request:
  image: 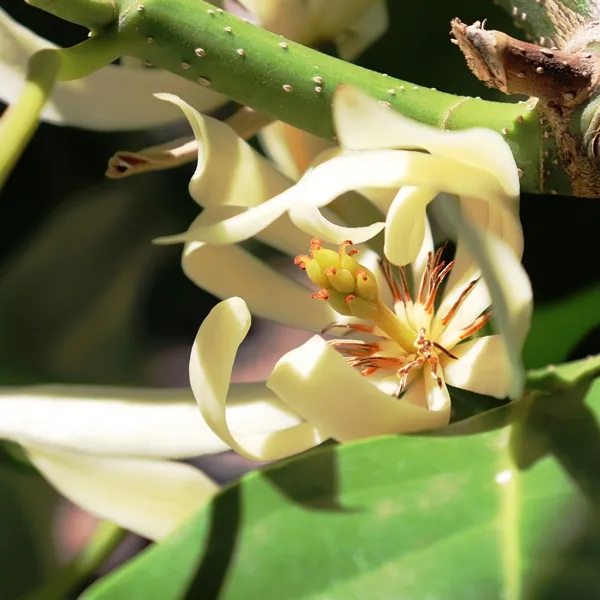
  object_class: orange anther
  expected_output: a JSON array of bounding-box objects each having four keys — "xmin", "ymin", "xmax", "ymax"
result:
[{"xmin": 311, "ymin": 289, "xmax": 329, "ymax": 300}]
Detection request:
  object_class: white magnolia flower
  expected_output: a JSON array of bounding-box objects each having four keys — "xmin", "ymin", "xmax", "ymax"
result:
[
  {"xmin": 188, "ymin": 230, "xmax": 531, "ymax": 461},
  {"xmin": 0, "ymin": 1, "xmax": 386, "ymax": 131},
  {"xmin": 0, "ymin": 384, "xmax": 308, "ymax": 539},
  {"xmin": 153, "ymin": 87, "xmax": 529, "ymax": 384}
]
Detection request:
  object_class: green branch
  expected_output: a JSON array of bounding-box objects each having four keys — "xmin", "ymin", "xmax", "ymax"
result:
[
  {"xmin": 14, "ymin": 0, "xmax": 549, "ymax": 193},
  {"xmin": 0, "ymin": 33, "xmax": 123, "ymax": 188}
]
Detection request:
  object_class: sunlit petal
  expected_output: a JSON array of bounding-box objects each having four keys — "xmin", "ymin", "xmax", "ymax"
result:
[
  {"xmin": 181, "ymin": 228, "xmax": 339, "ymax": 331},
  {"xmin": 26, "ymin": 446, "xmax": 218, "ymax": 540},
  {"xmin": 267, "ymin": 336, "xmax": 451, "ymax": 442},
  {"xmin": 384, "ymin": 187, "xmax": 436, "ymax": 267},
  {"xmin": 189, "ymin": 298, "xmax": 327, "ymax": 461},
  {"xmin": 435, "ymin": 202, "xmax": 532, "ymax": 398},
  {"xmin": 333, "ymin": 86, "xmax": 519, "ymax": 198},
  {"xmin": 155, "ymin": 94, "xmax": 291, "ymax": 209},
  {"xmin": 171, "ymin": 150, "xmax": 506, "ymax": 246},
  {"xmin": 442, "ymin": 336, "xmax": 510, "ymax": 398},
  {"xmin": 0, "ymin": 383, "xmax": 309, "ymax": 459}
]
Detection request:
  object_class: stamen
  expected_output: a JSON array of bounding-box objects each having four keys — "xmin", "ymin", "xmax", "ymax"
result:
[
  {"xmin": 310, "ymin": 238, "xmax": 322, "ymax": 255},
  {"xmin": 311, "ymin": 289, "xmax": 329, "ymax": 300},
  {"xmin": 398, "ymin": 266, "xmax": 412, "ymax": 303},
  {"xmin": 294, "ymin": 255, "xmax": 309, "ymax": 269},
  {"xmin": 440, "ymin": 276, "xmax": 481, "ymax": 326},
  {"xmin": 395, "ymin": 357, "xmax": 425, "ymax": 397},
  {"xmin": 457, "ymin": 311, "xmax": 493, "ymax": 340},
  {"xmin": 424, "ymin": 261, "xmax": 455, "ymax": 313},
  {"xmin": 348, "ymin": 355, "xmax": 405, "ymax": 371},
  {"xmin": 328, "ymin": 339, "xmax": 380, "ymax": 357},
  {"xmin": 338, "ymin": 240, "xmax": 358, "ymax": 258},
  {"xmin": 432, "ymin": 341, "xmax": 458, "ymax": 360},
  {"xmin": 417, "ymin": 251, "xmax": 434, "ymax": 304},
  {"xmin": 379, "ymin": 258, "xmax": 403, "ymax": 303},
  {"xmin": 321, "ymin": 322, "xmax": 375, "ymax": 336}
]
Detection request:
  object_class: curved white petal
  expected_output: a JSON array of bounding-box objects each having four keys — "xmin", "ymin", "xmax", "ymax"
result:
[
  {"xmin": 173, "ymin": 150, "xmax": 507, "ymax": 247},
  {"xmin": 156, "ymin": 94, "xmax": 292, "ymax": 209},
  {"xmin": 289, "ymin": 202, "xmax": 385, "ymax": 245},
  {"xmin": 384, "ymin": 187, "xmax": 436, "ymax": 267},
  {"xmin": 442, "ymin": 336, "xmax": 510, "ymax": 399},
  {"xmin": 267, "ymin": 335, "xmax": 450, "ymax": 442},
  {"xmin": 26, "ymin": 446, "xmax": 218, "ymax": 540},
  {"xmin": 0, "ymin": 10, "xmax": 226, "ymax": 130},
  {"xmin": 333, "ymin": 86, "xmax": 519, "ymax": 199},
  {"xmin": 189, "ymin": 298, "xmax": 328, "ymax": 461},
  {"xmin": 410, "ymin": 216, "xmax": 435, "ymax": 293},
  {"xmin": 0, "ymin": 383, "xmax": 306, "ymax": 459},
  {"xmin": 435, "ymin": 202, "xmax": 532, "ymax": 398},
  {"xmin": 156, "ymin": 201, "xmax": 312, "ymax": 258},
  {"xmin": 181, "ymin": 216, "xmax": 338, "ymax": 331},
  {"xmin": 434, "ymin": 194, "xmax": 524, "ymax": 338}
]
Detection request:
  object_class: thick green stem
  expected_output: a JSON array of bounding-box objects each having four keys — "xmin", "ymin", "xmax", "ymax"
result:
[
  {"xmin": 27, "ymin": 0, "xmax": 117, "ymax": 32},
  {"xmin": 0, "ymin": 33, "xmax": 123, "ymax": 189},
  {"xmin": 107, "ymin": 0, "xmax": 542, "ymax": 192},
  {"xmin": 23, "ymin": 521, "xmax": 125, "ymax": 600},
  {"xmin": 22, "ymin": 0, "xmax": 550, "ymax": 192},
  {"xmin": 0, "ymin": 50, "xmax": 60, "ymax": 190}
]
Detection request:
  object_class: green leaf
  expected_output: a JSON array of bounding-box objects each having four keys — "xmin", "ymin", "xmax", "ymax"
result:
[
  {"xmin": 523, "ymin": 283, "xmax": 600, "ymax": 369},
  {"xmin": 83, "ymin": 373, "xmax": 600, "ymax": 599},
  {"xmin": 526, "ymin": 353, "xmax": 600, "ymax": 393}
]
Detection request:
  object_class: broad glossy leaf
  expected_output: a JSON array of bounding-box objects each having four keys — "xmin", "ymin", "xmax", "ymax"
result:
[
  {"xmin": 84, "ymin": 368, "xmax": 600, "ymax": 599},
  {"xmin": 523, "ymin": 283, "xmax": 600, "ymax": 369}
]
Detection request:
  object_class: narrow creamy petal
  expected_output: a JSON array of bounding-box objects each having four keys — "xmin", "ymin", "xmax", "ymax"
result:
[
  {"xmin": 0, "ymin": 9, "xmax": 226, "ymax": 130},
  {"xmin": 289, "ymin": 203, "xmax": 385, "ymax": 245},
  {"xmin": 0, "ymin": 383, "xmax": 306, "ymax": 459},
  {"xmin": 26, "ymin": 447, "xmax": 218, "ymax": 540},
  {"xmin": 190, "ymin": 299, "xmax": 327, "ymax": 461},
  {"xmin": 333, "ymin": 86, "xmax": 519, "ymax": 198},
  {"xmin": 259, "ymin": 121, "xmax": 334, "ymax": 181},
  {"xmin": 171, "ymin": 150, "xmax": 507, "ymax": 246},
  {"xmin": 157, "ymin": 202, "xmax": 312, "ymax": 258},
  {"xmin": 432, "ymin": 192, "xmax": 523, "ymax": 337},
  {"xmin": 442, "ymin": 336, "xmax": 510, "ymax": 399},
  {"xmin": 423, "ymin": 364, "xmax": 452, "ymax": 412},
  {"xmin": 384, "ymin": 187, "xmax": 436, "ymax": 267},
  {"xmin": 435, "ymin": 201, "xmax": 532, "ymax": 398},
  {"xmin": 410, "ymin": 216, "xmax": 435, "ymax": 293},
  {"xmin": 156, "ymin": 94, "xmax": 291, "ymax": 209},
  {"xmin": 182, "ymin": 238, "xmax": 338, "ymax": 331},
  {"xmin": 267, "ymin": 336, "xmax": 450, "ymax": 442},
  {"xmin": 176, "ymin": 209, "xmax": 338, "ymax": 330}
]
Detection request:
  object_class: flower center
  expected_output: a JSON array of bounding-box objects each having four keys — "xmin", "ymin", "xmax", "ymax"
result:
[{"xmin": 295, "ymin": 239, "xmax": 491, "ymax": 397}]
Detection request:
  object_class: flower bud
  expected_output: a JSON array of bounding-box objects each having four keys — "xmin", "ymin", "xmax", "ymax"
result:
[{"xmin": 296, "ymin": 239, "xmax": 380, "ymax": 319}]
